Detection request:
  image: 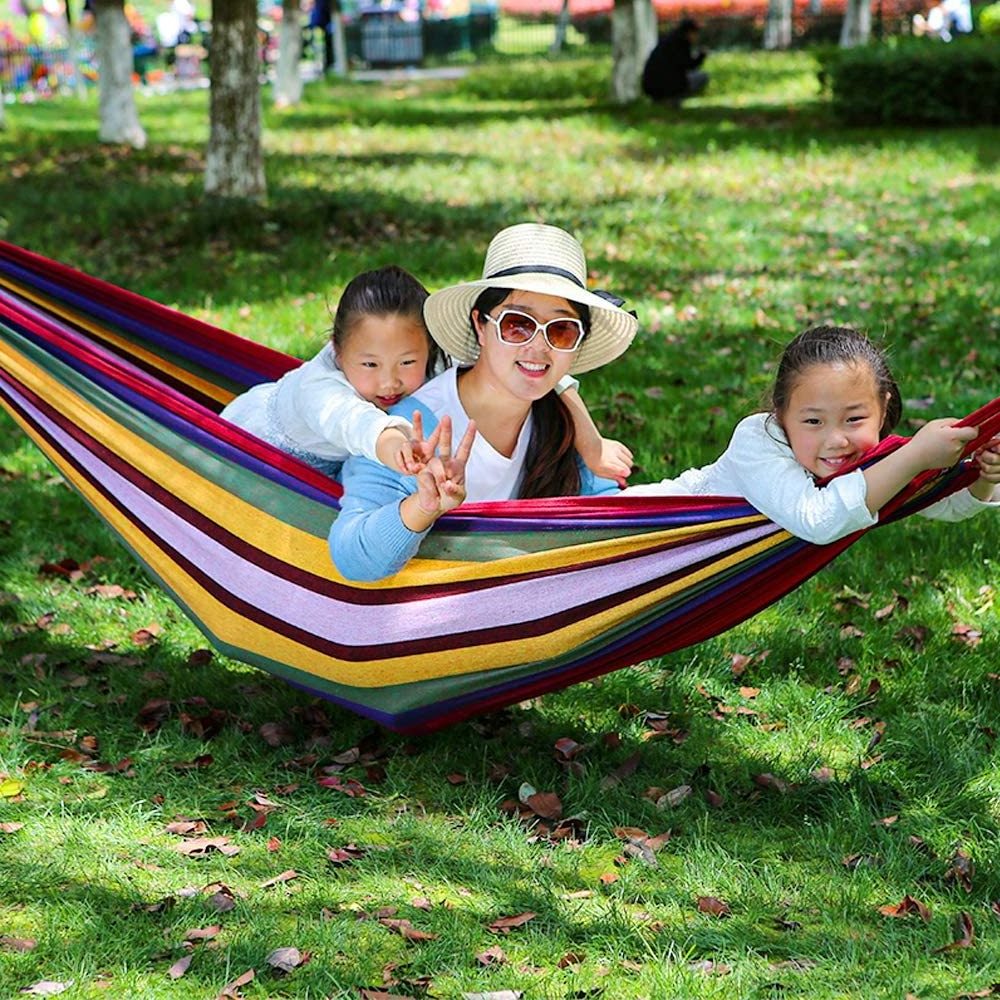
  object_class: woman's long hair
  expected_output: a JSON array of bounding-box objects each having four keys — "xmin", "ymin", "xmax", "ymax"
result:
[{"xmin": 471, "ymin": 288, "xmax": 588, "ymax": 498}]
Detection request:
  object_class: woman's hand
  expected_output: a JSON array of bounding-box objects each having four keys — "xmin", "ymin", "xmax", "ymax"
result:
[{"xmin": 401, "ymin": 416, "xmax": 477, "ymax": 531}]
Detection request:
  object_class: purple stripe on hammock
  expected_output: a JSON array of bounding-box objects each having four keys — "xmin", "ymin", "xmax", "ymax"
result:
[
  {"xmin": 24, "ymin": 388, "xmax": 783, "ymax": 649},
  {"xmin": 0, "ymin": 259, "xmax": 270, "ymax": 386}
]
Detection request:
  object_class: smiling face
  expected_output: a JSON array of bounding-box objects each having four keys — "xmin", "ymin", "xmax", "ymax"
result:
[
  {"xmin": 335, "ymin": 313, "xmax": 430, "ymax": 411},
  {"xmin": 472, "ymin": 290, "xmax": 582, "ymax": 402},
  {"xmin": 778, "ymin": 361, "xmax": 889, "ymax": 478}
]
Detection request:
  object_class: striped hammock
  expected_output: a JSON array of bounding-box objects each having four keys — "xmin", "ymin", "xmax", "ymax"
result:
[{"xmin": 1, "ymin": 240, "xmax": 997, "ymax": 734}]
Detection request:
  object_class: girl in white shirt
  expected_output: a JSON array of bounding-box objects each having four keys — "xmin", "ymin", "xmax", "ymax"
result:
[
  {"xmin": 222, "ymin": 264, "xmax": 630, "ymax": 482},
  {"xmin": 221, "ymin": 265, "xmax": 440, "ymax": 476},
  {"xmin": 624, "ymin": 324, "xmax": 1000, "ymax": 544}
]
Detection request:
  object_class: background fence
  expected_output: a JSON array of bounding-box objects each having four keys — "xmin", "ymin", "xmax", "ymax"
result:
[{"xmin": 1, "ymin": 4, "xmax": 924, "ymax": 99}]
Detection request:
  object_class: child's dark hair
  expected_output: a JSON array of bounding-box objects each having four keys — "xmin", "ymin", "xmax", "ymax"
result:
[
  {"xmin": 331, "ymin": 265, "xmax": 444, "ymax": 379},
  {"xmin": 472, "ymin": 287, "xmax": 591, "ymax": 499},
  {"xmin": 772, "ymin": 324, "xmax": 902, "ymax": 437}
]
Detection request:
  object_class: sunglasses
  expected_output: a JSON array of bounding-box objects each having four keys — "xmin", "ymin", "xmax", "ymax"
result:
[{"xmin": 483, "ymin": 309, "xmax": 586, "ymax": 353}]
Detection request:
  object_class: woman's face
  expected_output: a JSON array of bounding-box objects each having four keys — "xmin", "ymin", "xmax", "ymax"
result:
[{"xmin": 472, "ymin": 290, "xmax": 582, "ymax": 402}]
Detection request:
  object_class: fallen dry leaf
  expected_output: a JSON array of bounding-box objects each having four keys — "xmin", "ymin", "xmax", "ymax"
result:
[
  {"xmin": 216, "ymin": 967, "xmax": 254, "ymax": 998},
  {"xmin": 476, "ymin": 944, "xmax": 507, "ymax": 966},
  {"xmin": 523, "ymin": 790, "xmax": 562, "ymax": 821},
  {"xmin": 872, "ymin": 814, "xmax": 898, "ymax": 827},
  {"xmin": 167, "ymin": 954, "xmax": 193, "ymax": 979},
  {"xmin": 164, "ymin": 820, "xmax": 208, "ymax": 836},
  {"xmin": 18, "ymin": 981, "xmax": 74, "ymax": 995},
  {"xmin": 688, "ymin": 959, "xmax": 732, "ymax": 975},
  {"xmin": 266, "ymin": 947, "xmax": 307, "ymax": 973},
  {"xmin": 878, "ymin": 894, "xmax": 931, "ymax": 921},
  {"xmin": 461, "ymin": 993, "xmax": 524, "ymax": 1000},
  {"xmin": 0, "ymin": 936, "xmax": 36, "ymax": 952},
  {"xmin": 260, "ymin": 869, "xmax": 298, "ymax": 888},
  {"xmin": 696, "ymin": 896, "xmax": 732, "ymax": 917},
  {"xmin": 753, "ymin": 773, "xmax": 792, "ymax": 794},
  {"xmin": 174, "ymin": 836, "xmax": 240, "ymax": 858},
  {"xmin": 316, "ymin": 775, "xmax": 366, "ymax": 797},
  {"xmin": 599, "ymin": 751, "xmax": 641, "ymax": 790},
  {"xmin": 487, "ymin": 912, "xmax": 536, "ymax": 934},
  {"xmin": 946, "ymin": 849, "xmax": 974, "ymax": 893},
  {"xmin": 327, "ymin": 844, "xmax": 367, "ymax": 865},
  {"xmin": 183, "ymin": 925, "xmax": 221, "ymax": 942},
  {"xmin": 131, "ymin": 622, "xmax": 163, "ymax": 645},
  {"xmin": 378, "ymin": 918, "xmax": 438, "ymax": 942},
  {"xmin": 655, "ymin": 784, "xmax": 692, "ymax": 808},
  {"xmin": 952, "ymin": 623, "xmax": 982, "ymax": 648}
]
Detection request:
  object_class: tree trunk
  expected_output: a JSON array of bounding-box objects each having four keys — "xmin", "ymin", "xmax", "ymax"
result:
[
  {"xmin": 93, "ymin": 0, "xmax": 147, "ymax": 148},
  {"xmin": 610, "ymin": 0, "xmax": 656, "ymax": 105},
  {"xmin": 331, "ymin": 11, "xmax": 348, "ymax": 75},
  {"xmin": 764, "ymin": 0, "xmax": 793, "ymax": 49},
  {"xmin": 205, "ymin": 0, "xmax": 266, "ymax": 199},
  {"xmin": 550, "ymin": 0, "xmax": 572, "ymax": 54},
  {"xmin": 64, "ymin": 0, "xmax": 88, "ymax": 98},
  {"xmin": 840, "ymin": 0, "xmax": 871, "ymax": 46},
  {"xmin": 274, "ymin": 0, "xmax": 303, "ymax": 107}
]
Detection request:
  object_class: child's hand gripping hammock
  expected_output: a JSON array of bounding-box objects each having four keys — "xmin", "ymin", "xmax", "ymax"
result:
[{"xmin": 1, "ymin": 240, "xmax": 997, "ymax": 733}]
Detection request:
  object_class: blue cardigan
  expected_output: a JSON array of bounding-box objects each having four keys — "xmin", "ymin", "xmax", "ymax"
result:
[{"xmin": 328, "ymin": 397, "xmax": 618, "ymax": 581}]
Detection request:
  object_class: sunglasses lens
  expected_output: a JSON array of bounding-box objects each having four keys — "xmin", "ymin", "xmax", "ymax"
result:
[
  {"xmin": 497, "ymin": 312, "xmax": 538, "ymax": 344},
  {"xmin": 546, "ymin": 320, "xmax": 583, "ymax": 350}
]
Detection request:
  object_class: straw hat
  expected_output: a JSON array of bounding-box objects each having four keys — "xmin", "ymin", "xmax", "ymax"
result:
[{"xmin": 423, "ymin": 223, "xmax": 638, "ymax": 375}]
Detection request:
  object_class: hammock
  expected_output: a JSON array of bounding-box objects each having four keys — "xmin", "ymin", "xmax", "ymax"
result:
[{"xmin": 1, "ymin": 240, "xmax": 997, "ymax": 734}]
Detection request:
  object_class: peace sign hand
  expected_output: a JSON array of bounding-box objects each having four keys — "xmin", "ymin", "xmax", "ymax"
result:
[
  {"xmin": 397, "ymin": 409, "xmax": 439, "ymax": 476},
  {"xmin": 413, "ymin": 415, "xmax": 477, "ymax": 518}
]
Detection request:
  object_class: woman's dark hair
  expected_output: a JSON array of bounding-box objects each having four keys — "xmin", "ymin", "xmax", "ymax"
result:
[
  {"xmin": 472, "ymin": 287, "xmax": 591, "ymax": 499},
  {"xmin": 331, "ymin": 265, "xmax": 445, "ymax": 380},
  {"xmin": 771, "ymin": 324, "xmax": 902, "ymax": 437}
]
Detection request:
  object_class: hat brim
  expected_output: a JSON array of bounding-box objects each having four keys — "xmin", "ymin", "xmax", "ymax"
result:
[{"xmin": 424, "ymin": 274, "xmax": 638, "ymax": 375}]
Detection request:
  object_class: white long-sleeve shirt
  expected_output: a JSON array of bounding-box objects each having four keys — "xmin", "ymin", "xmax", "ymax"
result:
[
  {"xmin": 623, "ymin": 412, "xmax": 997, "ymax": 545},
  {"xmin": 220, "ymin": 344, "xmax": 413, "ymax": 470}
]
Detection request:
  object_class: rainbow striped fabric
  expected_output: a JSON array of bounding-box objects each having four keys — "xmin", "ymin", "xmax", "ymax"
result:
[{"xmin": 1, "ymin": 240, "xmax": 997, "ymax": 733}]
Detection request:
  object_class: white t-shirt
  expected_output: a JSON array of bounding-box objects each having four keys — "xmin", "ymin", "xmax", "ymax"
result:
[
  {"xmin": 410, "ymin": 366, "xmax": 533, "ymax": 503},
  {"xmin": 220, "ymin": 343, "xmax": 412, "ymax": 468},
  {"xmin": 623, "ymin": 412, "xmax": 997, "ymax": 545}
]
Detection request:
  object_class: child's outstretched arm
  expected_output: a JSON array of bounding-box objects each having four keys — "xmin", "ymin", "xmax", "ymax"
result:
[
  {"xmin": 560, "ymin": 386, "xmax": 633, "ymax": 486},
  {"xmin": 375, "ymin": 425, "xmax": 419, "ymax": 475},
  {"xmin": 862, "ymin": 417, "xmax": 978, "ymax": 513}
]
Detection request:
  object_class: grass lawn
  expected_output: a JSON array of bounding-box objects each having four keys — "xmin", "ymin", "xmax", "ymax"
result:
[{"xmin": 1, "ymin": 48, "xmax": 999, "ymax": 999}]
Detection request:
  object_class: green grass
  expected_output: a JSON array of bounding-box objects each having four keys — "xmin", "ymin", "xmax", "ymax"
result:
[{"xmin": 1, "ymin": 49, "xmax": 999, "ymax": 999}]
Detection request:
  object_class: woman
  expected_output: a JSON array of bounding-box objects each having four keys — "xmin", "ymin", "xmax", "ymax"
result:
[{"xmin": 329, "ymin": 222, "xmax": 639, "ymax": 581}]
